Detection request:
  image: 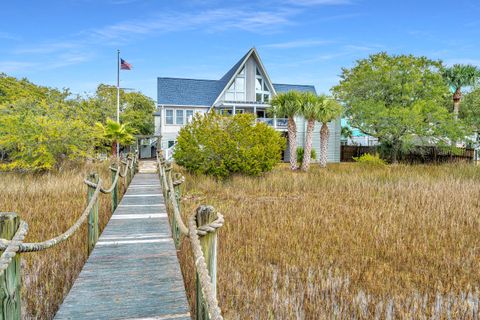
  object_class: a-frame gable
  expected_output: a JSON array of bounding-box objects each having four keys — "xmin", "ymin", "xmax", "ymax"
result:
[{"xmin": 212, "ymin": 48, "xmax": 277, "ymax": 107}]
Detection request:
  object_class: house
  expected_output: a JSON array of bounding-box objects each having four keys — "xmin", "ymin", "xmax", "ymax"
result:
[
  {"xmin": 341, "ymin": 118, "xmax": 379, "ymax": 146},
  {"xmin": 154, "ymin": 48, "xmax": 341, "ymax": 163}
]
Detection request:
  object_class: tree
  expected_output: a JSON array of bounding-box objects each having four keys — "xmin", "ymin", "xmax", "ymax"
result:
[
  {"xmin": 0, "ymin": 74, "xmax": 97, "ymax": 171},
  {"xmin": 316, "ymin": 97, "xmax": 342, "ymax": 168},
  {"xmin": 269, "ymin": 91, "xmax": 303, "ymax": 170},
  {"xmin": 332, "ymin": 52, "xmax": 458, "ymax": 162},
  {"xmin": 442, "ymin": 64, "xmax": 479, "ymax": 119},
  {"xmin": 300, "ymin": 92, "xmax": 322, "ymax": 171},
  {"xmin": 341, "ymin": 126, "xmax": 353, "ymax": 141},
  {"xmin": 81, "ymin": 84, "xmax": 155, "ymax": 135},
  {"xmin": 96, "ymin": 119, "xmax": 135, "ymax": 157},
  {"xmin": 174, "ymin": 112, "xmax": 284, "ymax": 178}
]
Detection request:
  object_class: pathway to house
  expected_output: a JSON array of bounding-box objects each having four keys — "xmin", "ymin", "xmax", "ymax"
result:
[{"xmin": 54, "ymin": 166, "xmax": 191, "ymax": 319}]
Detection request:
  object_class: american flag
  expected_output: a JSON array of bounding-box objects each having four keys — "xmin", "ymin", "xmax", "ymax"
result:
[{"xmin": 120, "ymin": 58, "xmax": 132, "ymax": 70}]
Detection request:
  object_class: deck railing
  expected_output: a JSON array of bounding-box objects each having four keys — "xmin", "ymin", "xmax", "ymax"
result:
[
  {"xmin": 157, "ymin": 150, "xmax": 224, "ymax": 320},
  {"xmin": 256, "ymin": 117, "xmax": 288, "ymax": 128},
  {"xmin": 0, "ymin": 152, "xmax": 139, "ymax": 319}
]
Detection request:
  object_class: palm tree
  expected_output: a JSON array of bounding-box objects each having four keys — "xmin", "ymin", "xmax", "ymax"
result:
[
  {"xmin": 300, "ymin": 92, "xmax": 322, "ymax": 171},
  {"xmin": 443, "ymin": 64, "xmax": 479, "ymax": 119},
  {"xmin": 96, "ymin": 118, "xmax": 135, "ymax": 157},
  {"xmin": 316, "ymin": 98, "xmax": 342, "ymax": 168},
  {"xmin": 269, "ymin": 91, "xmax": 303, "ymax": 170}
]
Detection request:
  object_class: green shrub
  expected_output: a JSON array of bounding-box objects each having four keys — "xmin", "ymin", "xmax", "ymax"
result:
[
  {"xmin": 296, "ymin": 147, "xmax": 317, "ymax": 164},
  {"xmin": 174, "ymin": 112, "xmax": 285, "ymax": 177},
  {"xmin": 353, "ymin": 153, "xmax": 387, "ymax": 166}
]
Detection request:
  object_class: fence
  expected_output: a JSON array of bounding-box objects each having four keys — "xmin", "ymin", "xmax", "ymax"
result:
[
  {"xmin": 156, "ymin": 150, "xmax": 224, "ymax": 320},
  {"xmin": 0, "ymin": 152, "xmax": 139, "ymax": 319},
  {"xmin": 341, "ymin": 145, "xmax": 475, "ymax": 163}
]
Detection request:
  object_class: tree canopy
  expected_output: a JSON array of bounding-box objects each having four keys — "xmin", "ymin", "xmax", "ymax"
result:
[
  {"xmin": 332, "ymin": 52, "xmax": 464, "ymax": 161},
  {"xmin": 0, "ymin": 74, "xmax": 154, "ymax": 171}
]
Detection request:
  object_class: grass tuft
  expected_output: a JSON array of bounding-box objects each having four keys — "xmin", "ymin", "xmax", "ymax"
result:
[
  {"xmin": 0, "ymin": 162, "xmax": 123, "ymax": 319},
  {"xmin": 177, "ymin": 163, "xmax": 480, "ymax": 318}
]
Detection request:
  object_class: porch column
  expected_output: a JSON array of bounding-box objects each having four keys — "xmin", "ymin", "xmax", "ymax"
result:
[
  {"xmin": 253, "ymin": 105, "xmax": 257, "ymax": 116},
  {"xmin": 233, "ymin": 105, "xmax": 236, "ymax": 115},
  {"xmin": 273, "ymin": 115, "xmax": 277, "ymax": 128}
]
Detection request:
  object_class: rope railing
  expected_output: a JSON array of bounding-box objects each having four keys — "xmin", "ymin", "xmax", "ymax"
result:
[
  {"xmin": 156, "ymin": 150, "xmax": 224, "ymax": 320},
  {"xmin": 0, "ymin": 151, "xmax": 139, "ymax": 319}
]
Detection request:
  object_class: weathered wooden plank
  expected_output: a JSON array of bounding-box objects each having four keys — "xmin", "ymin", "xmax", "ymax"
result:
[{"xmin": 55, "ymin": 173, "xmax": 191, "ymax": 320}]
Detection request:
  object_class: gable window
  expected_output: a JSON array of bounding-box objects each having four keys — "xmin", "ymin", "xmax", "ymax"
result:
[
  {"xmin": 165, "ymin": 109, "xmax": 174, "ymax": 125},
  {"xmin": 255, "ymin": 66, "xmax": 270, "ymax": 103},
  {"xmin": 186, "ymin": 110, "xmax": 194, "ymax": 123},
  {"xmin": 176, "ymin": 109, "xmax": 184, "ymax": 125},
  {"xmin": 225, "ymin": 67, "xmax": 246, "ymax": 101}
]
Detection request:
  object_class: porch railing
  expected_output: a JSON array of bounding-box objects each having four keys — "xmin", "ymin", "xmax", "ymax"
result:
[{"xmin": 256, "ymin": 117, "xmax": 288, "ymax": 128}]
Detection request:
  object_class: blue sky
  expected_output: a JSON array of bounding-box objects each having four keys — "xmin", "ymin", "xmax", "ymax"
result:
[{"xmin": 1, "ymin": 0, "xmax": 480, "ymax": 100}]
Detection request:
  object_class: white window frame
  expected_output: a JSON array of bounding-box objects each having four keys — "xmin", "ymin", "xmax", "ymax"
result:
[
  {"xmin": 255, "ymin": 66, "xmax": 270, "ymax": 103},
  {"xmin": 186, "ymin": 109, "xmax": 194, "ymax": 123},
  {"xmin": 165, "ymin": 109, "xmax": 174, "ymax": 125},
  {"xmin": 175, "ymin": 109, "xmax": 184, "ymax": 125},
  {"xmin": 225, "ymin": 67, "xmax": 246, "ymax": 101}
]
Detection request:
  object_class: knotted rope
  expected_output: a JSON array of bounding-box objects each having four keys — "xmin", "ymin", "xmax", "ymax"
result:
[
  {"xmin": 0, "ymin": 220, "xmax": 28, "ymax": 273},
  {"xmin": 0, "ymin": 153, "xmax": 138, "ymax": 254},
  {"xmin": 156, "ymin": 152, "xmax": 224, "ymax": 320},
  {"xmin": 0, "ymin": 181, "xmax": 102, "ymax": 253}
]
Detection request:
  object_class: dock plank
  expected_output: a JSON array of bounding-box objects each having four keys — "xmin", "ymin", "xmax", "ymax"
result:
[{"xmin": 54, "ymin": 173, "xmax": 191, "ymax": 320}]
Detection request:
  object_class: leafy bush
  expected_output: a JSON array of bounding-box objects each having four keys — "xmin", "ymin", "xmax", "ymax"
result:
[
  {"xmin": 353, "ymin": 153, "xmax": 387, "ymax": 166},
  {"xmin": 296, "ymin": 147, "xmax": 317, "ymax": 164},
  {"xmin": 174, "ymin": 112, "xmax": 285, "ymax": 177}
]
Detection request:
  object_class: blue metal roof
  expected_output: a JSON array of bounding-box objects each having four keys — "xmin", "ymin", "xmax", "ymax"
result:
[
  {"xmin": 273, "ymin": 83, "xmax": 317, "ymax": 94},
  {"xmin": 157, "ymin": 78, "xmax": 223, "ymax": 106},
  {"xmin": 157, "ymin": 49, "xmax": 317, "ymax": 106}
]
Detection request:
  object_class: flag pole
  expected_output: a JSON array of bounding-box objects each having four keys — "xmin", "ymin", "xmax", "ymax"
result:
[{"xmin": 116, "ymin": 49, "xmax": 120, "ymax": 158}]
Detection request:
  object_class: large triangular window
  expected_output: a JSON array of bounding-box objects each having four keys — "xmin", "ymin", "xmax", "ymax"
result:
[
  {"xmin": 255, "ymin": 66, "xmax": 270, "ymax": 103},
  {"xmin": 225, "ymin": 67, "xmax": 246, "ymax": 101}
]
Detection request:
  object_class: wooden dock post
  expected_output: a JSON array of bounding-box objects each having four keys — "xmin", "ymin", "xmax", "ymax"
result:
[
  {"xmin": 87, "ymin": 173, "xmax": 99, "ymax": 255},
  {"xmin": 0, "ymin": 213, "xmax": 21, "ymax": 320},
  {"xmin": 111, "ymin": 164, "xmax": 118, "ymax": 212},
  {"xmin": 195, "ymin": 206, "xmax": 218, "ymax": 320}
]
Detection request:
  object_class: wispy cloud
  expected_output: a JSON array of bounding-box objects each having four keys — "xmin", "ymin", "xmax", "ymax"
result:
[
  {"xmin": 0, "ymin": 32, "xmax": 20, "ymax": 41},
  {"xmin": 262, "ymin": 39, "xmax": 333, "ymax": 49},
  {"xmin": 88, "ymin": 8, "xmax": 296, "ymax": 43},
  {"xmin": 443, "ymin": 58, "xmax": 480, "ymax": 67},
  {"xmin": 0, "ymin": 61, "xmax": 37, "ymax": 73},
  {"xmin": 284, "ymin": 0, "xmax": 352, "ymax": 6}
]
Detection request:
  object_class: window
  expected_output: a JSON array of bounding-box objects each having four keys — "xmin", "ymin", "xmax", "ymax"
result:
[
  {"xmin": 168, "ymin": 140, "xmax": 175, "ymax": 148},
  {"xmin": 255, "ymin": 66, "xmax": 270, "ymax": 103},
  {"xmin": 176, "ymin": 109, "xmax": 184, "ymax": 125},
  {"xmin": 225, "ymin": 68, "xmax": 246, "ymax": 101},
  {"xmin": 165, "ymin": 109, "xmax": 174, "ymax": 125},
  {"xmin": 186, "ymin": 110, "xmax": 194, "ymax": 123},
  {"xmin": 220, "ymin": 109, "xmax": 233, "ymax": 115}
]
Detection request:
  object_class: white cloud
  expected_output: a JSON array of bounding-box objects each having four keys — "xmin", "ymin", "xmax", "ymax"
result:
[
  {"xmin": 443, "ymin": 58, "xmax": 480, "ymax": 67},
  {"xmin": 284, "ymin": 0, "xmax": 352, "ymax": 6},
  {"xmin": 0, "ymin": 61, "xmax": 37, "ymax": 73},
  {"xmin": 263, "ymin": 39, "xmax": 333, "ymax": 49}
]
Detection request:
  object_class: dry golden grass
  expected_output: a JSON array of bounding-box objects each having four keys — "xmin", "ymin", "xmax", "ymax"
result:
[
  {"xmin": 177, "ymin": 163, "xmax": 480, "ymax": 319},
  {"xmin": 0, "ymin": 162, "xmax": 126, "ymax": 320}
]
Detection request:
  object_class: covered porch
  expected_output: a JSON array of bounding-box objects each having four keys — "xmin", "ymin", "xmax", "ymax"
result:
[{"xmin": 214, "ymin": 102, "xmax": 288, "ymax": 130}]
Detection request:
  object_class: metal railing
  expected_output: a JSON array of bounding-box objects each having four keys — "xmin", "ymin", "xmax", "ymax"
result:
[
  {"xmin": 0, "ymin": 152, "xmax": 139, "ymax": 319},
  {"xmin": 256, "ymin": 117, "xmax": 288, "ymax": 128},
  {"xmin": 157, "ymin": 150, "xmax": 224, "ymax": 320}
]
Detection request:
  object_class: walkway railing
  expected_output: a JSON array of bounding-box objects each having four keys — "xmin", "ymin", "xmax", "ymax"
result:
[
  {"xmin": 157, "ymin": 150, "xmax": 224, "ymax": 320},
  {"xmin": 0, "ymin": 152, "xmax": 139, "ymax": 319}
]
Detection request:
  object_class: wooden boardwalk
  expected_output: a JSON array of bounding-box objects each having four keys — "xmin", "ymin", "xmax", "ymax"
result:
[{"xmin": 55, "ymin": 173, "xmax": 191, "ymax": 320}]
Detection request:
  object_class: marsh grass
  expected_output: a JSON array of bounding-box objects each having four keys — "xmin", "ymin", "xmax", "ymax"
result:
[
  {"xmin": 0, "ymin": 162, "xmax": 123, "ymax": 319},
  {"xmin": 177, "ymin": 163, "xmax": 480, "ymax": 319}
]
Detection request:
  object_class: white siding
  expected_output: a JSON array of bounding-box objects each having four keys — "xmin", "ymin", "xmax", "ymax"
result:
[{"xmin": 292, "ymin": 116, "xmax": 341, "ymax": 163}]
